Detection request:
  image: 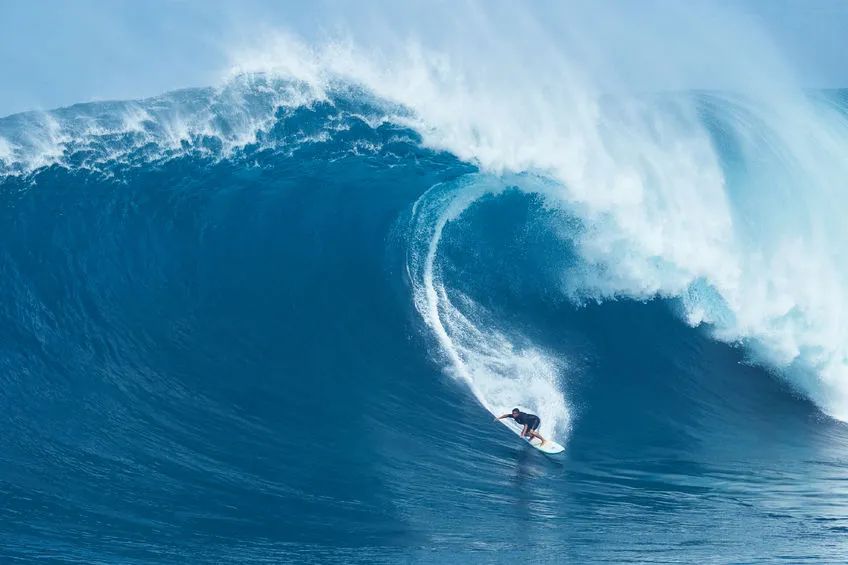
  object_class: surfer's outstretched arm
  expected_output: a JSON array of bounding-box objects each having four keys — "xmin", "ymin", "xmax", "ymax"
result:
[{"xmin": 495, "ymin": 413, "xmax": 511, "ymax": 420}]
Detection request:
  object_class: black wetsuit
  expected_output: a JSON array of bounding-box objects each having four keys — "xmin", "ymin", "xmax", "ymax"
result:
[{"xmin": 512, "ymin": 411, "xmax": 541, "ymax": 431}]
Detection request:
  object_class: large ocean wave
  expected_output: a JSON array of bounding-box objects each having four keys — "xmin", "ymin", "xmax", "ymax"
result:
[
  {"xmin": 4, "ymin": 55, "xmax": 848, "ymax": 423},
  {"xmin": 3, "ymin": 28, "xmax": 848, "ymax": 561}
]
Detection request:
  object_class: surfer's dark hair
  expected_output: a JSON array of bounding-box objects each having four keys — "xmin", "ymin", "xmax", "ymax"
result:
[{"xmin": 512, "ymin": 408, "xmax": 520, "ymax": 413}]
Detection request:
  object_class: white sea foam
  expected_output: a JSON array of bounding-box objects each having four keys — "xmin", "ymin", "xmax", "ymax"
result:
[{"xmin": 0, "ymin": 136, "xmax": 12, "ymax": 164}]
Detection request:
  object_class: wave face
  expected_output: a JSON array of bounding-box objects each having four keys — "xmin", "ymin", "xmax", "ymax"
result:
[{"xmin": 3, "ymin": 75, "xmax": 848, "ymax": 562}]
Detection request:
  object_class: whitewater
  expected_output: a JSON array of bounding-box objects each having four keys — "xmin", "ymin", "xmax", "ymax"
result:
[{"xmin": 3, "ymin": 3, "xmax": 848, "ymax": 562}]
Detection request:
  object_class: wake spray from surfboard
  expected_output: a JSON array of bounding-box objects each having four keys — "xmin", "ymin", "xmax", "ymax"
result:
[{"xmin": 407, "ymin": 174, "xmax": 571, "ymax": 441}]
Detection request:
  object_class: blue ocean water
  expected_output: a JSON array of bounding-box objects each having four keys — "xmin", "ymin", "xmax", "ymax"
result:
[{"xmin": 2, "ymin": 78, "xmax": 848, "ymax": 563}]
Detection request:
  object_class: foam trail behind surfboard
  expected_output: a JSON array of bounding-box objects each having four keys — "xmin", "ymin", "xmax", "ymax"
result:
[{"xmin": 407, "ymin": 174, "xmax": 572, "ymax": 444}]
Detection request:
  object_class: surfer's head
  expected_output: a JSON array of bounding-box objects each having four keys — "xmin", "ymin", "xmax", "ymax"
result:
[{"xmin": 512, "ymin": 408, "xmax": 520, "ymax": 416}]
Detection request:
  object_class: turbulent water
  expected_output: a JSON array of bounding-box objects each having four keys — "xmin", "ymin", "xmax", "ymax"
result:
[{"xmin": 3, "ymin": 64, "xmax": 848, "ymax": 563}]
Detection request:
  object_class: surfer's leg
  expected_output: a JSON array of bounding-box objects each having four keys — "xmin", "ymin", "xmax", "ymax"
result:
[
  {"xmin": 528, "ymin": 430, "xmax": 547, "ymax": 445},
  {"xmin": 528, "ymin": 421, "xmax": 546, "ymax": 445}
]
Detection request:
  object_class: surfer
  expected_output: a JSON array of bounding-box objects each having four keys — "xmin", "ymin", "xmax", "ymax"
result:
[{"xmin": 496, "ymin": 408, "xmax": 547, "ymax": 446}]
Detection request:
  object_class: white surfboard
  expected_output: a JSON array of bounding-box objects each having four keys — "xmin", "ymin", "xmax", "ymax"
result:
[{"xmin": 498, "ymin": 418, "xmax": 565, "ymax": 454}]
